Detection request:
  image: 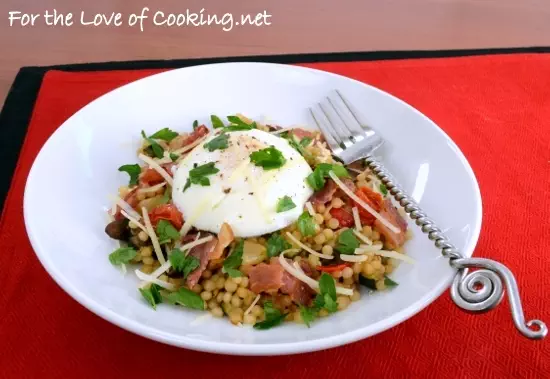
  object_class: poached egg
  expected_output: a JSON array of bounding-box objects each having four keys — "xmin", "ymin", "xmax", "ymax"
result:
[{"xmin": 172, "ymin": 129, "xmax": 313, "ymax": 237}]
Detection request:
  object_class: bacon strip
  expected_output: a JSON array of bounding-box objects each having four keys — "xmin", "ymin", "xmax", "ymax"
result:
[
  {"xmin": 374, "ymin": 198, "xmax": 408, "ymax": 249},
  {"xmin": 186, "ymin": 236, "xmax": 218, "ymax": 288}
]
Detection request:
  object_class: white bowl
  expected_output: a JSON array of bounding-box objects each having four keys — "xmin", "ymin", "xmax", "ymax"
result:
[{"xmin": 23, "ymin": 62, "xmax": 482, "ymax": 355}]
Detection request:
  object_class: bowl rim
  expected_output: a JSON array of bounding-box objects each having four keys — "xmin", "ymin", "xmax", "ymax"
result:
[{"xmin": 23, "ymin": 61, "xmax": 482, "ymax": 355}]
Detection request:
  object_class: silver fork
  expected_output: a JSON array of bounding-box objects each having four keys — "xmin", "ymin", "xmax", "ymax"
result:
[{"xmin": 309, "ymin": 90, "xmax": 547, "ymax": 340}]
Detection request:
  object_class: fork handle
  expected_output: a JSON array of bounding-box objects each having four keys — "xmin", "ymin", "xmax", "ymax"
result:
[{"xmin": 363, "ymin": 156, "xmax": 547, "ymax": 340}]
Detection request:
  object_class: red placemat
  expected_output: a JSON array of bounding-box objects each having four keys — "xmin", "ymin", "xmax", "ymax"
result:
[{"xmin": 1, "ymin": 53, "xmax": 549, "ymax": 379}]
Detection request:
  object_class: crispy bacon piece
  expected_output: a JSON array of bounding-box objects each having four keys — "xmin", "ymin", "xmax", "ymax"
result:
[
  {"xmin": 210, "ymin": 223, "xmax": 234, "ymax": 260},
  {"xmin": 186, "ymin": 236, "xmax": 218, "ymax": 288},
  {"xmin": 169, "ymin": 125, "xmax": 209, "ymax": 150},
  {"xmin": 249, "ymin": 263, "xmax": 284, "ymax": 294},
  {"xmin": 374, "ymin": 199, "xmax": 408, "ymax": 250}
]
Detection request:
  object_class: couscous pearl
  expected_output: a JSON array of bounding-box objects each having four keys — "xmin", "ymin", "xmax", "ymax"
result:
[
  {"xmin": 319, "ymin": 309, "xmax": 329, "ymax": 317},
  {"xmin": 208, "ymin": 299, "xmax": 217, "ymax": 309},
  {"xmin": 321, "ymin": 245, "xmax": 333, "ymax": 256},
  {"xmin": 243, "ymin": 314, "xmax": 257, "ymax": 325},
  {"xmin": 323, "ymin": 229, "xmax": 334, "ymax": 240},
  {"xmin": 372, "ymin": 231, "xmax": 380, "ymax": 240},
  {"xmin": 211, "ymin": 307, "xmax": 224, "ymax": 318},
  {"xmin": 191, "ymin": 284, "xmax": 203, "ymax": 294},
  {"xmin": 371, "ymin": 260, "xmax": 382, "ymax": 270},
  {"xmin": 328, "ymin": 218, "xmax": 340, "ymax": 229},
  {"xmin": 216, "ymin": 292, "xmax": 224, "ymax": 303},
  {"xmin": 308, "ymin": 254, "xmax": 321, "ymax": 268},
  {"xmin": 201, "ymin": 291, "xmax": 213, "ymax": 301},
  {"xmin": 140, "ymin": 246, "xmax": 153, "ymax": 257},
  {"xmin": 224, "ymin": 280, "xmax": 238, "ymax": 293},
  {"xmin": 233, "ymin": 277, "xmax": 242, "ymax": 285},
  {"xmin": 362, "ymin": 263, "xmax": 374, "ymax": 276},
  {"xmin": 314, "ymin": 214, "xmax": 324, "ymax": 225},
  {"xmin": 337, "ymin": 296, "xmax": 351, "ymax": 310},
  {"xmin": 229, "ymin": 310, "xmax": 243, "ymax": 324},
  {"xmin": 138, "ymin": 231, "xmax": 149, "ymax": 242},
  {"xmin": 142, "ymin": 257, "xmax": 154, "ymax": 265},
  {"xmin": 292, "ymin": 231, "xmax": 302, "ymax": 240},
  {"xmin": 351, "ymin": 290, "xmax": 361, "ymax": 302},
  {"xmin": 323, "ymin": 212, "xmax": 332, "ymax": 222},
  {"xmin": 239, "ymin": 277, "xmax": 249, "ymax": 288},
  {"xmin": 203, "ymin": 280, "xmax": 216, "ymax": 292},
  {"xmin": 316, "ymin": 204, "xmax": 326, "ymax": 213},
  {"xmin": 237, "ymin": 287, "xmax": 248, "ymax": 299},
  {"xmin": 314, "ymin": 234, "xmax": 326, "ymax": 245},
  {"xmin": 331, "ymin": 198, "xmax": 344, "ymax": 208},
  {"xmin": 376, "ymin": 280, "xmax": 386, "ymax": 290},
  {"xmin": 353, "ymin": 262, "xmax": 362, "ymax": 274},
  {"xmin": 231, "ymin": 295, "xmax": 242, "ymax": 307},
  {"xmin": 357, "ymin": 172, "xmax": 366, "ymax": 181},
  {"xmin": 251, "ymin": 305, "xmax": 263, "ymax": 317},
  {"xmin": 215, "ymin": 277, "xmax": 226, "ymax": 289},
  {"xmin": 223, "ymin": 292, "xmax": 232, "ymax": 304},
  {"xmin": 342, "ymin": 267, "xmax": 354, "ymax": 279},
  {"xmin": 202, "ymin": 270, "xmax": 212, "ymax": 279}
]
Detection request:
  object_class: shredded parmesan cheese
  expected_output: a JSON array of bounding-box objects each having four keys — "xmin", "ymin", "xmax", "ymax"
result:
[
  {"xmin": 329, "ymin": 171, "xmax": 400, "ymax": 233},
  {"xmin": 278, "ymin": 254, "xmax": 353, "ymax": 296},
  {"xmin": 138, "ymin": 153, "xmax": 174, "ymax": 187},
  {"xmin": 305, "ymin": 202, "xmax": 315, "ymax": 216},
  {"xmin": 172, "ymin": 133, "xmax": 210, "ymax": 155},
  {"xmin": 340, "ymin": 254, "xmax": 367, "ymax": 263},
  {"xmin": 352, "ymin": 207, "xmax": 362, "ymax": 231},
  {"xmin": 352, "ymin": 229, "xmax": 373, "ymax": 245},
  {"xmin": 285, "ymin": 232, "xmax": 333, "ymax": 259},
  {"xmin": 270, "ymin": 127, "xmax": 293, "ymax": 135},
  {"xmin": 355, "ymin": 248, "xmax": 415, "ymax": 264},
  {"xmin": 109, "ymin": 195, "xmax": 141, "ymax": 221},
  {"xmin": 141, "ymin": 207, "xmax": 166, "ymax": 265},
  {"xmin": 135, "ymin": 269, "xmax": 174, "ymax": 290},
  {"xmin": 120, "ymin": 210, "xmax": 149, "ymax": 235},
  {"xmin": 137, "ymin": 182, "xmax": 166, "ymax": 195},
  {"xmin": 356, "ymin": 243, "xmax": 383, "ymax": 252},
  {"xmin": 244, "ymin": 294, "xmax": 261, "ymax": 317}
]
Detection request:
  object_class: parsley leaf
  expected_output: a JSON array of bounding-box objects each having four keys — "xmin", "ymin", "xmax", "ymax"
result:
[
  {"xmin": 379, "ymin": 183, "xmax": 388, "ymax": 196},
  {"xmin": 164, "ymin": 288, "xmax": 205, "ymax": 310},
  {"xmin": 169, "ymin": 153, "xmax": 179, "ymax": 162},
  {"xmin": 335, "ymin": 229, "xmax": 360, "ymax": 254},
  {"xmin": 253, "ymin": 301, "xmax": 288, "ymax": 330},
  {"xmin": 227, "ymin": 115, "xmax": 255, "ymax": 128},
  {"xmin": 276, "ymin": 196, "xmax": 296, "ymax": 213},
  {"xmin": 141, "ymin": 130, "xmax": 164, "ymax": 158},
  {"xmin": 300, "ymin": 137, "xmax": 312, "ymax": 147},
  {"xmin": 150, "ymin": 127, "xmax": 178, "ymax": 142},
  {"xmin": 250, "ymin": 146, "xmax": 286, "ymax": 170},
  {"xmin": 384, "ymin": 276, "xmax": 399, "ymax": 288},
  {"xmin": 266, "ymin": 233, "xmax": 291, "ymax": 257},
  {"xmin": 223, "ymin": 124, "xmax": 254, "ymax": 132},
  {"xmin": 183, "ymin": 162, "xmax": 219, "ymax": 192},
  {"xmin": 306, "ymin": 163, "xmax": 350, "ymax": 191},
  {"xmin": 203, "ymin": 133, "xmax": 229, "ymax": 152},
  {"xmin": 223, "ymin": 240, "xmax": 244, "ymax": 277},
  {"xmin": 358, "ymin": 275, "xmax": 398, "ymax": 290},
  {"xmin": 211, "ymin": 115, "xmax": 225, "ymax": 129},
  {"xmin": 159, "ymin": 188, "xmax": 171, "ymax": 204},
  {"xmin": 108, "ymin": 247, "xmax": 137, "ymax": 266},
  {"xmin": 156, "ymin": 220, "xmax": 180, "ymax": 244},
  {"xmin": 297, "ymin": 212, "xmax": 316, "ymax": 237},
  {"xmin": 300, "ymin": 306, "xmax": 316, "ymax": 328},
  {"xmin": 192, "ymin": 120, "xmax": 199, "ymax": 130},
  {"xmin": 118, "ymin": 164, "xmax": 141, "ymax": 186},
  {"xmin": 313, "ymin": 273, "xmax": 339, "ymax": 313},
  {"xmin": 139, "ymin": 283, "xmax": 162, "ymax": 310},
  {"xmin": 169, "ymin": 249, "xmax": 200, "ymax": 279}
]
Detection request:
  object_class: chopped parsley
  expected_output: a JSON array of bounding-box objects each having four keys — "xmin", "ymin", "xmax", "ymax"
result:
[
  {"xmin": 250, "ymin": 146, "xmax": 286, "ymax": 170},
  {"xmin": 192, "ymin": 120, "xmax": 199, "ymax": 130},
  {"xmin": 314, "ymin": 273, "xmax": 338, "ymax": 313},
  {"xmin": 141, "ymin": 130, "xmax": 164, "ymax": 158},
  {"xmin": 150, "ymin": 127, "xmax": 178, "ymax": 142},
  {"xmin": 335, "ymin": 229, "xmax": 360, "ymax": 254},
  {"xmin": 359, "ymin": 275, "xmax": 399, "ymax": 290},
  {"xmin": 297, "ymin": 212, "xmax": 316, "ymax": 237},
  {"xmin": 169, "ymin": 153, "xmax": 179, "ymax": 162},
  {"xmin": 300, "ymin": 306, "xmax": 316, "ymax": 328},
  {"xmin": 253, "ymin": 301, "xmax": 288, "ymax": 330},
  {"xmin": 203, "ymin": 132, "xmax": 229, "ymax": 152},
  {"xmin": 139, "ymin": 283, "xmax": 162, "ymax": 310},
  {"xmin": 266, "ymin": 232, "xmax": 291, "ymax": 257},
  {"xmin": 223, "ymin": 240, "xmax": 244, "ymax": 277},
  {"xmin": 224, "ymin": 115, "xmax": 256, "ymax": 132},
  {"xmin": 108, "ymin": 247, "xmax": 137, "ymax": 266},
  {"xmin": 276, "ymin": 196, "xmax": 296, "ymax": 213},
  {"xmin": 156, "ymin": 220, "xmax": 180, "ymax": 244},
  {"xmin": 164, "ymin": 288, "xmax": 204, "ymax": 310},
  {"xmin": 169, "ymin": 249, "xmax": 200, "ymax": 279},
  {"xmin": 211, "ymin": 115, "xmax": 225, "ymax": 129},
  {"xmin": 118, "ymin": 164, "xmax": 141, "ymax": 186},
  {"xmin": 379, "ymin": 183, "xmax": 388, "ymax": 196},
  {"xmin": 306, "ymin": 163, "xmax": 350, "ymax": 191},
  {"xmin": 183, "ymin": 162, "xmax": 219, "ymax": 192}
]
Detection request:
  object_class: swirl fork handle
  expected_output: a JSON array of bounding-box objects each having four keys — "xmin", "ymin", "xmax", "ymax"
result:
[{"xmin": 451, "ymin": 258, "xmax": 548, "ymax": 340}]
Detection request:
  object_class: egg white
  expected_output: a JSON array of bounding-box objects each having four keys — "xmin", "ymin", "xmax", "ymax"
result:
[{"xmin": 172, "ymin": 129, "xmax": 313, "ymax": 237}]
